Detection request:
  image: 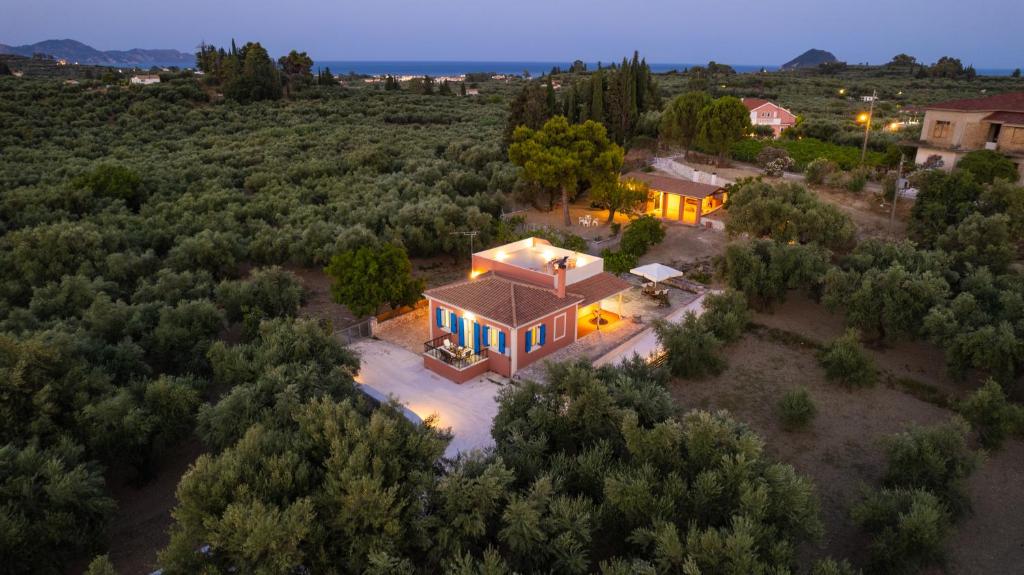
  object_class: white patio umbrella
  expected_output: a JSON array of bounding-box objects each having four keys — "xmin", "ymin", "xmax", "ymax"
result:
[{"xmin": 629, "ymin": 263, "xmax": 683, "ymax": 288}]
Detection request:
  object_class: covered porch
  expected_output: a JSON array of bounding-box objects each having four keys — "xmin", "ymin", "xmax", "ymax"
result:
[{"xmin": 577, "ymin": 295, "xmax": 626, "ymax": 338}]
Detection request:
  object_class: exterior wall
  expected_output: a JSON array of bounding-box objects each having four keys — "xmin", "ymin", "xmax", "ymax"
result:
[
  {"xmin": 919, "ymin": 110, "xmax": 990, "ymax": 149},
  {"xmin": 749, "ymin": 104, "xmax": 796, "ymax": 137},
  {"xmin": 513, "ymin": 306, "xmax": 578, "ymax": 374},
  {"xmin": 647, "ymin": 190, "xmax": 715, "ymax": 227},
  {"xmin": 471, "ymin": 255, "xmax": 555, "ymax": 288},
  {"xmin": 914, "ymin": 146, "xmax": 962, "ymax": 171},
  {"xmin": 425, "ymin": 298, "xmax": 514, "ymax": 382},
  {"xmin": 996, "ymin": 124, "xmax": 1024, "ymax": 154},
  {"xmin": 423, "ymin": 354, "xmax": 491, "ymax": 383}
]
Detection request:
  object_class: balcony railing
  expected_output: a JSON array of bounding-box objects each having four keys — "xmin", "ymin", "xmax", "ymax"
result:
[{"xmin": 424, "ymin": 334, "xmax": 489, "ymax": 370}]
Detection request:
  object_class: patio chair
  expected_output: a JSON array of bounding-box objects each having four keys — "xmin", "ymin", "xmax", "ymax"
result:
[{"xmin": 578, "ymin": 216, "xmax": 587, "ymax": 226}]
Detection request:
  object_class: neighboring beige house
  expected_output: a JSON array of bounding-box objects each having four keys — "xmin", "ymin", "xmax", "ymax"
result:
[
  {"xmin": 911, "ymin": 92, "xmax": 1024, "ymax": 180},
  {"xmin": 130, "ymin": 74, "xmax": 161, "ymax": 85}
]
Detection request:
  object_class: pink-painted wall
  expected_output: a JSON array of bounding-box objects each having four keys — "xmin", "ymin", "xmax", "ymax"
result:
[
  {"xmin": 426, "ymin": 298, "xmax": 514, "ymax": 380},
  {"xmin": 514, "ymin": 306, "xmax": 577, "ymax": 373},
  {"xmin": 424, "ymin": 354, "xmax": 491, "ymax": 383},
  {"xmin": 471, "ymin": 255, "xmax": 555, "ymax": 288}
]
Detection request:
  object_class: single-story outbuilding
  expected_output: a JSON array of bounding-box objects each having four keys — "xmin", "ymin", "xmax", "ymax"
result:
[{"xmin": 623, "ymin": 171, "xmax": 728, "ymax": 226}]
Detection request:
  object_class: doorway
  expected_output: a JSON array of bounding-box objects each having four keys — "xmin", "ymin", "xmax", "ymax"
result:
[
  {"xmin": 682, "ymin": 198, "xmax": 699, "ymax": 225},
  {"xmin": 665, "ymin": 194, "xmax": 681, "ymax": 220}
]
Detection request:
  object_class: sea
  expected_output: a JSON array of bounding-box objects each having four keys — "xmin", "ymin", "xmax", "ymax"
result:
[{"xmin": 312, "ymin": 60, "xmax": 1016, "ymax": 78}]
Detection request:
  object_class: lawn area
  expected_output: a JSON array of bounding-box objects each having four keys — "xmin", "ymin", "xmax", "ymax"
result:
[{"xmin": 669, "ymin": 295, "xmax": 1024, "ymax": 574}]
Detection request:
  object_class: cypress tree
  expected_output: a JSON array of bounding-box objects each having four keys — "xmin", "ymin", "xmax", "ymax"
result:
[{"xmin": 590, "ymin": 71, "xmax": 604, "ymax": 124}]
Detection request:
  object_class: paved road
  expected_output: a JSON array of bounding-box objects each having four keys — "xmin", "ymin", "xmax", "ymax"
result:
[
  {"xmin": 350, "ymin": 339, "xmax": 503, "ymax": 458},
  {"xmin": 593, "ymin": 292, "xmax": 711, "ymax": 367}
]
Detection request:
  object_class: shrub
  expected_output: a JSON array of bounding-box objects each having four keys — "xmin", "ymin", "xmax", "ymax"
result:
[
  {"xmin": 724, "ymin": 179, "xmax": 856, "ymax": 252},
  {"xmin": 756, "ymin": 146, "xmax": 794, "ymax": 177},
  {"xmin": 818, "ymin": 329, "xmax": 876, "ymax": 388},
  {"xmin": 956, "ymin": 149, "xmax": 1020, "ymax": 184},
  {"xmin": 717, "ymin": 240, "xmax": 830, "ymax": 311},
  {"xmin": 619, "ymin": 215, "xmax": 666, "ymax": 257},
  {"xmin": 958, "ymin": 379, "xmax": 1023, "ymax": 450},
  {"xmin": 699, "ymin": 289, "xmax": 750, "ymax": 343},
  {"xmin": 215, "ymin": 266, "xmax": 304, "ymax": 324},
  {"xmin": 654, "ymin": 313, "xmax": 725, "ymax": 378},
  {"xmin": 778, "ymin": 387, "xmax": 816, "ymax": 431},
  {"xmin": 811, "ymin": 558, "xmax": 862, "ymax": 575},
  {"xmin": 601, "ymin": 248, "xmax": 638, "ymax": 275},
  {"xmin": 882, "ymin": 418, "xmax": 981, "ymax": 517},
  {"xmin": 324, "ymin": 243, "xmax": 424, "ymax": 317},
  {"xmin": 852, "ymin": 487, "xmax": 952, "ymax": 575},
  {"xmin": 843, "ymin": 166, "xmax": 870, "ymax": 192}
]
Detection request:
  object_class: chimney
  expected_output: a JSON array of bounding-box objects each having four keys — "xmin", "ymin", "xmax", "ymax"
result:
[
  {"xmin": 691, "ymin": 171, "xmax": 700, "ymax": 182},
  {"xmin": 555, "ymin": 265, "xmax": 567, "ymax": 298},
  {"xmin": 711, "ymin": 172, "xmax": 718, "ymax": 186}
]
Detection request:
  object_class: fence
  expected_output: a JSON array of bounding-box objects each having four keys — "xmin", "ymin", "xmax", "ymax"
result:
[
  {"xmin": 651, "ymin": 157, "xmax": 733, "ymax": 187},
  {"xmin": 336, "ymin": 319, "xmax": 372, "ymax": 345}
]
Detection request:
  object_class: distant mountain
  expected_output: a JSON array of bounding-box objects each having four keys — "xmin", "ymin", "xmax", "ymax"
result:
[
  {"xmin": 0, "ymin": 39, "xmax": 194, "ymax": 67},
  {"xmin": 781, "ymin": 49, "xmax": 838, "ymax": 70}
]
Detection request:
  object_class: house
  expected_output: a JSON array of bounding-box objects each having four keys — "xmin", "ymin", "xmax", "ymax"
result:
[
  {"xmin": 130, "ymin": 74, "xmax": 161, "ymax": 86},
  {"xmin": 464, "ymin": 87, "xmax": 480, "ymax": 96},
  {"xmin": 623, "ymin": 171, "xmax": 728, "ymax": 226},
  {"xmin": 909, "ymin": 92, "xmax": 1024, "ymax": 179},
  {"xmin": 741, "ymin": 98, "xmax": 797, "ymax": 137},
  {"xmin": 422, "ymin": 237, "xmax": 632, "ymax": 383},
  {"xmin": 861, "ymin": 95, "xmax": 879, "ymax": 103}
]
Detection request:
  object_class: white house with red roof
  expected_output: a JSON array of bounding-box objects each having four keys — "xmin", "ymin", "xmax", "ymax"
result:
[
  {"xmin": 741, "ymin": 98, "xmax": 797, "ymax": 138},
  {"xmin": 910, "ymin": 92, "xmax": 1024, "ymax": 180},
  {"xmin": 422, "ymin": 237, "xmax": 631, "ymax": 383}
]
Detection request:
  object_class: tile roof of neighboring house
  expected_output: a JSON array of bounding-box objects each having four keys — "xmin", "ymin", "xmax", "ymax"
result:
[
  {"xmin": 926, "ymin": 92, "xmax": 1024, "ymax": 113},
  {"xmin": 741, "ymin": 97, "xmax": 770, "ymax": 110},
  {"xmin": 568, "ymin": 272, "xmax": 633, "ymax": 306},
  {"xmin": 983, "ymin": 111, "xmax": 1024, "ymax": 126},
  {"xmin": 741, "ymin": 97, "xmax": 795, "ymax": 116},
  {"xmin": 424, "ymin": 273, "xmax": 582, "ymax": 327},
  {"xmin": 623, "ymin": 171, "xmax": 726, "ymax": 199}
]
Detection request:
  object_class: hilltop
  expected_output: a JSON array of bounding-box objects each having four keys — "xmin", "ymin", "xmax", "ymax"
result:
[
  {"xmin": 781, "ymin": 48, "xmax": 838, "ymax": 69},
  {"xmin": 0, "ymin": 39, "xmax": 193, "ymax": 67}
]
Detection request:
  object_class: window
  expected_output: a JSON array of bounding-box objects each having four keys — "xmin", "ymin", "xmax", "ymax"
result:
[
  {"xmin": 1011, "ymin": 127, "xmax": 1024, "ymax": 145},
  {"xmin": 932, "ymin": 120, "xmax": 952, "ymax": 139},
  {"xmin": 482, "ymin": 325, "xmax": 507, "ymax": 355},
  {"xmin": 524, "ymin": 323, "xmax": 546, "ymax": 353},
  {"xmin": 554, "ymin": 313, "xmax": 566, "ymax": 341},
  {"xmin": 434, "ymin": 306, "xmax": 458, "ymax": 333}
]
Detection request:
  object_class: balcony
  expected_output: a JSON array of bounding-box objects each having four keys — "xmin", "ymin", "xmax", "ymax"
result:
[{"xmin": 423, "ymin": 334, "xmax": 489, "ymax": 370}]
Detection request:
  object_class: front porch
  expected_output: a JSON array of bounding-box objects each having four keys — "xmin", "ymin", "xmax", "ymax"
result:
[{"xmin": 577, "ymin": 296, "xmax": 625, "ymax": 339}]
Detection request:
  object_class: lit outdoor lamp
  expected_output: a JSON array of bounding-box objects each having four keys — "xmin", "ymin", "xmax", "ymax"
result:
[{"xmin": 858, "ymin": 89, "xmax": 877, "ymax": 164}]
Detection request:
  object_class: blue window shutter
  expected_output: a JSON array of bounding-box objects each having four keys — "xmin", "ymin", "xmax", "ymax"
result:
[
  {"xmin": 498, "ymin": 331, "xmax": 506, "ymax": 354},
  {"xmin": 473, "ymin": 322, "xmax": 481, "ymax": 354},
  {"xmin": 482, "ymin": 326, "xmax": 490, "ymax": 347},
  {"xmin": 450, "ymin": 312, "xmax": 457, "ymax": 333},
  {"xmin": 435, "ymin": 307, "xmax": 442, "ymax": 327},
  {"xmin": 525, "ymin": 330, "xmax": 532, "ymax": 353},
  {"xmin": 458, "ymin": 318, "xmax": 465, "ymax": 347},
  {"xmin": 539, "ymin": 324, "xmax": 546, "ymax": 345}
]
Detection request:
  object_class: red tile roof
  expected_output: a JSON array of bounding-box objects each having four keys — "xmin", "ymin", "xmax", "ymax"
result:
[
  {"xmin": 741, "ymin": 97, "xmax": 770, "ymax": 111},
  {"xmin": 623, "ymin": 171, "xmax": 726, "ymax": 199},
  {"xmin": 925, "ymin": 92, "xmax": 1024, "ymax": 113},
  {"xmin": 568, "ymin": 272, "xmax": 632, "ymax": 306},
  {"xmin": 424, "ymin": 272, "xmax": 582, "ymax": 327},
  {"xmin": 983, "ymin": 111, "xmax": 1024, "ymax": 125}
]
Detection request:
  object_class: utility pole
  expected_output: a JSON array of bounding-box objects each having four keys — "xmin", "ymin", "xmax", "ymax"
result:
[
  {"xmin": 888, "ymin": 154, "xmax": 904, "ymax": 238},
  {"xmin": 860, "ymin": 89, "xmax": 877, "ymax": 164},
  {"xmin": 450, "ymin": 230, "xmax": 479, "ymax": 258}
]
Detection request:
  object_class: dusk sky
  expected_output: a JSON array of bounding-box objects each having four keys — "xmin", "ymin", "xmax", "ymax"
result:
[{"xmin": 4, "ymin": 0, "xmax": 1022, "ymax": 68}]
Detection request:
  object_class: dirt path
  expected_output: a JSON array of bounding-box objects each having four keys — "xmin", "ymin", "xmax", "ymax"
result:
[{"xmin": 104, "ymin": 439, "xmax": 206, "ymax": 574}]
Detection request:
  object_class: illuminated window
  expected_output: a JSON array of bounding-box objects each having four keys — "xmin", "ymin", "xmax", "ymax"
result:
[{"xmin": 525, "ymin": 324, "xmax": 546, "ymax": 352}]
